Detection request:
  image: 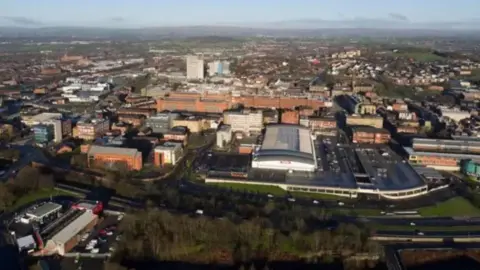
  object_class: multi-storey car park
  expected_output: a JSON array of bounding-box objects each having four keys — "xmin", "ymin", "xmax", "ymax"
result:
[{"xmin": 206, "ymin": 124, "xmax": 429, "ymax": 200}]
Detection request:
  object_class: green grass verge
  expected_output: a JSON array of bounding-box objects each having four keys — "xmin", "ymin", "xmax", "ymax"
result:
[
  {"xmin": 371, "ymin": 224, "xmax": 480, "ymax": 232},
  {"xmin": 210, "ymin": 183, "xmax": 382, "ymax": 216},
  {"xmin": 10, "ymin": 188, "xmax": 81, "ymax": 211},
  {"xmin": 209, "ymin": 182, "xmax": 350, "ymax": 201},
  {"xmin": 331, "ymin": 208, "xmax": 382, "ymax": 216},
  {"xmin": 418, "ymin": 197, "xmax": 480, "ymax": 217}
]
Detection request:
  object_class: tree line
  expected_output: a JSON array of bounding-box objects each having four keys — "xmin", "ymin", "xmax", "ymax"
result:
[
  {"xmin": 112, "ymin": 209, "xmax": 382, "ymax": 269},
  {"xmin": 0, "ymin": 166, "xmax": 55, "ymax": 211}
]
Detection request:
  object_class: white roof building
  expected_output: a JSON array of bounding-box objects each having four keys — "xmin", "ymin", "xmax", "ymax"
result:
[{"xmin": 252, "ymin": 124, "xmax": 317, "ymax": 172}]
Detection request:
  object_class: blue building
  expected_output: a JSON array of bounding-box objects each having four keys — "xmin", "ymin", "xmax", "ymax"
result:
[
  {"xmin": 32, "ymin": 124, "xmax": 54, "ymax": 145},
  {"xmin": 461, "ymin": 159, "xmax": 480, "ymax": 180},
  {"xmin": 217, "ymin": 62, "xmax": 223, "ymax": 75}
]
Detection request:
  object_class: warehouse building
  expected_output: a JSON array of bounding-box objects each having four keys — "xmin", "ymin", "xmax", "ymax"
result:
[
  {"xmin": 412, "ymin": 138, "xmax": 480, "ymax": 154},
  {"xmin": 403, "ymin": 147, "xmax": 473, "ymax": 171},
  {"xmin": 403, "ymin": 138, "xmax": 480, "ymax": 171},
  {"xmin": 207, "ymin": 143, "xmax": 428, "ymax": 200},
  {"xmin": 252, "ymin": 124, "xmax": 317, "ymax": 172},
  {"xmin": 20, "ymin": 202, "xmax": 62, "ymax": 224},
  {"xmin": 44, "ymin": 211, "xmax": 98, "ymax": 255},
  {"xmin": 21, "ymin": 202, "xmax": 62, "ymax": 225}
]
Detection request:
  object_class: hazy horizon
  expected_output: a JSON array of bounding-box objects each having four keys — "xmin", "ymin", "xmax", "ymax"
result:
[{"xmin": 0, "ymin": 0, "xmax": 479, "ymax": 29}]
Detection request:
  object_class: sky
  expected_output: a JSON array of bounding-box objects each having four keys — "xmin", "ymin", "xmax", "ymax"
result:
[{"xmin": 0, "ymin": 0, "xmax": 479, "ymax": 28}]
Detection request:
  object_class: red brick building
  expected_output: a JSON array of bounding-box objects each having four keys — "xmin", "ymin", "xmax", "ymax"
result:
[
  {"xmin": 351, "ymin": 126, "xmax": 391, "ymax": 144},
  {"xmin": 281, "ymin": 110, "xmax": 300, "ymax": 124}
]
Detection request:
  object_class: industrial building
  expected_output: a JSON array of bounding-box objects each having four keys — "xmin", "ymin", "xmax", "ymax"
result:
[
  {"xmin": 402, "ymin": 138, "xmax": 480, "ymax": 171},
  {"xmin": 20, "ymin": 202, "xmax": 62, "ymax": 225},
  {"xmin": 44, "ymin": 211, "xmax": 98, "ymax": 255},
  {"xmin": 413, "ymin": 138, "xmax": 480, "ymax": 154},
  {"xmin": 156, "ymin": 97, "xmax": 229, "ymax": 113},
  {"xmin": 145, "ymin": 112, "xmax": 181, "ymax": 133},
  {"xmin": 231, "ymin": 95, "xmax": 329, "ymax": 110},
  {"xmin": 207, "ymin": 139, "xmax": 428, "ymax": 200},
  {"xmin": 87, "ymin": 145, "xmax": 143, "ymax": 170},
  {"xmin": 223, "ymin": 109, "xmax": 263, "ymax": 136},
  {"xmin": 153, "ymin": 142, "xmax": 183, "ymax": 166},
  {"xmin": 216, "ymin": 125, "xmax": 232, "ymax": 148},
  {"xmin": 155, "ymin": 94, "xmax": 330, "ymax": 113},
  {"xmin": 252, "ymin": 124, "xmax": 317, "ymax": 172}
]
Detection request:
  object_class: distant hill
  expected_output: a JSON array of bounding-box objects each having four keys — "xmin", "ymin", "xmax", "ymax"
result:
[{"xmin": 0, "ymin": 26, "xmax": 479, "ymax": 40}]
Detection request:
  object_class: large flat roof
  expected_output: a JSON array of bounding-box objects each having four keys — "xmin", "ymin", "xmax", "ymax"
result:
[
  {"xmin": 26, "ymin": 202, "xmax": 62, "ymax": 219},
  {"xmin": 354, "ymin": 147, "xmax": 426, "ymax": 191},
  {"xmin": 404, "ymin": 146, "xmax": 480, "ymax": 160},
  {"xmin": 257, "ymin": 124, "xmax": 314, "ymax": 162},
  {"xmin": 413, "ymin": 138, "xmax": 480, "ymax": 146},
  {"xmin": 50, "ymin": 211, "xmax": 96, "ymax": 245},
  {"xmin": 88, "ymin": 145, "xmax": 140, "ymax": 158}
]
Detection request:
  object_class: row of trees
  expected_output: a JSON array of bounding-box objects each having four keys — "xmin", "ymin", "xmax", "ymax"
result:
[
  {"xmin": 113, "ymin": 210, "xmax": 382, "ymax": 267},
  {"xmin": 0, "ymin": 166, "xmax": 55, "ymax": 211}
]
